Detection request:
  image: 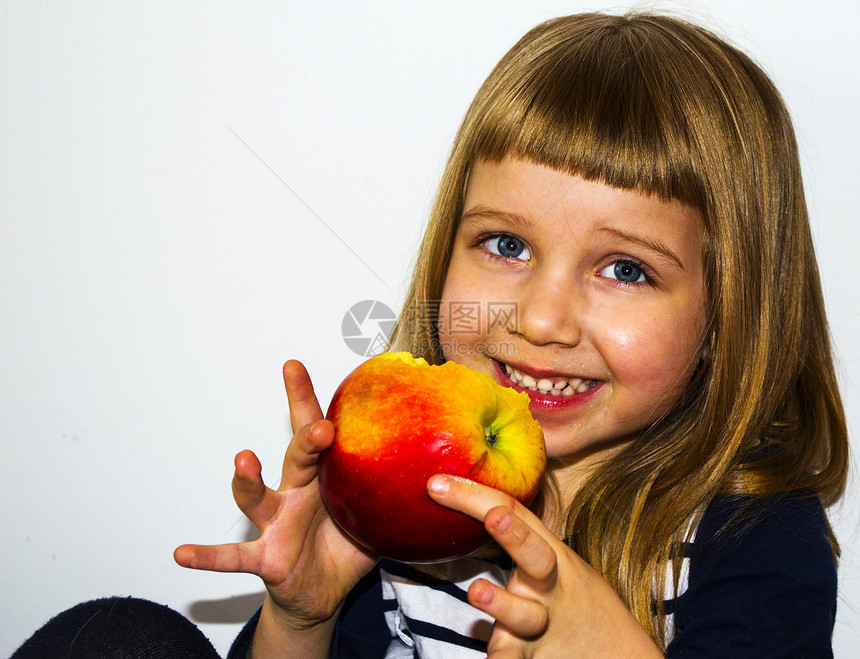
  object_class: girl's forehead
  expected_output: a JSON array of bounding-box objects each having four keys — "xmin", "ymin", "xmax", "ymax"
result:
[{"xmin": 464, "ymin": 157, "xmax": 702, "ymax": 225}]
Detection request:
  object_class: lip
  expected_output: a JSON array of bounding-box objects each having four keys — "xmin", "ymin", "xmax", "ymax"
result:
[{"xmin": 491, "ymin": 359, "xmax": 603, "ymax": 413}]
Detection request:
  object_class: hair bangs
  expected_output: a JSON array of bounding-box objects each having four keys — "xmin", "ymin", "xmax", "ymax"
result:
[{"xmin": 466, "ymin": 17, "xmax": 707, "ymax": 210}]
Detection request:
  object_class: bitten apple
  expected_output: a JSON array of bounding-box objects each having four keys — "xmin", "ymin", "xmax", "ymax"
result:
[{"xmin": 318, "ymin": 351, "xmax": 546, "ymax": 563}]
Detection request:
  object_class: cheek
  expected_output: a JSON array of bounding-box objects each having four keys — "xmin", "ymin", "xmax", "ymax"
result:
[
  {"xmin": 438, "ymin": 277, "xmax": 484, "ymax": 361},
  {"xmin": 603, "ymin": 316, "xmax": 699, "ymax": 399},
  {"xmin": 438, "ymin": 272, "xmax": 503, "ymax": 340}
]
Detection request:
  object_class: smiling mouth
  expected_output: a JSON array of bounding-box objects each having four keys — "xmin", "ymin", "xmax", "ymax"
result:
[{"xmin": 497, "ymin": 360, "xmax": 598, "ymax": 397}]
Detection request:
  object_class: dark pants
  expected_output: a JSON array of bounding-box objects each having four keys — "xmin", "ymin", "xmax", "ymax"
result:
[{"xmin": 12, "ymin": 597, "xmax": 222, "ymax": 658}]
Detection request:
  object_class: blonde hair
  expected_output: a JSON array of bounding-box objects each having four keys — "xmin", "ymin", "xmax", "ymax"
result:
[{"xmin": 391, "ymin": 12, "xmax": 848, "ymax": 647}]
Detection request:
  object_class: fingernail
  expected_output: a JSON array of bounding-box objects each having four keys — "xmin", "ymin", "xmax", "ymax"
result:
[
  {"xmin": 473, "ymin": 579, "xmax": 494, "ymax": 605},
  {"xmin": 492, "ymin": 509, "xmax": 513, "ymax": 533},
  {"xmin": 427, "ymin": 475, "xmax": 450, "ymax": 495}
]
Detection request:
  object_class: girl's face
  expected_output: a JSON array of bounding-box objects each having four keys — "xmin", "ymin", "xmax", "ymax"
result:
[{"xmin": 438, "ymin": 157, "xmax": 707, "ymax": 464}]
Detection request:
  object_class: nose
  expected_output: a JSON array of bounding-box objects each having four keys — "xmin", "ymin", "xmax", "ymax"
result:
[{"xmin": 513, "ymin": 276, "xmax": 582, "ymax": 348}]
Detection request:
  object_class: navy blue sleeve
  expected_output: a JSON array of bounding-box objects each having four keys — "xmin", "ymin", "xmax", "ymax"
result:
[
  {"xmin": 227, "ymin": 566, "xmax": 389, "ymax": 659},
  {"xmin": 666, "ymin": 495, "xmax": 837, "ymax": 658},
  {"xmin": 330, "ymin": 565, "xmax": 391, "ymax": 658},
  {"xmin": 227, "ymin": 607, "xmax": 259, "ymax": 658}
]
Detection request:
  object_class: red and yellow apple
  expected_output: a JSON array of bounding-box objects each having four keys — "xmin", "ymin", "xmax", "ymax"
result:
[{"xmin": 318, "ymin": 351, "xmax": 546, "ymax": 563}]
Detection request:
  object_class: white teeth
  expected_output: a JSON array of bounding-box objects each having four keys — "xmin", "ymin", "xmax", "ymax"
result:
[{"xmin": 501, "ymin": 362, "xmax": 595, "ymax": 396}]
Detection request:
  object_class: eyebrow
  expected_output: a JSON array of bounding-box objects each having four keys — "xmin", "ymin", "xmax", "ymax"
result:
[
  {"xmin": 596, "ymin": 227, "xmax": 685, "ymax": 270},
  {"xmin": 460, "ymin": 205, "xmax": 535, "ymax": 231}
]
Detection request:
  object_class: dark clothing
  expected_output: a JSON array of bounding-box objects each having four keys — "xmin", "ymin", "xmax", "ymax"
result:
[{"xmin": 664, "ymin": 494, "xmax": 837, "ymax": 657}]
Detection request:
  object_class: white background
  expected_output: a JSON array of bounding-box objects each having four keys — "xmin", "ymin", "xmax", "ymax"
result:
[{"xmin": 1, "ymin": 1, "xmax": 858, "ymax": 655}]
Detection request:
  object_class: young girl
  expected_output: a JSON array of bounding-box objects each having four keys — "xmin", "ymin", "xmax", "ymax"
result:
[
  {"xmin": 176, "ymin": 11, "xmax": 847, "ymax": 658},
  {"xmin": 18, "ymin": 11, "xmax": 846, "ymax": 659},
  {"xmin": 179, "ymin": 12, "xmax": 850, "ymax": 658}
]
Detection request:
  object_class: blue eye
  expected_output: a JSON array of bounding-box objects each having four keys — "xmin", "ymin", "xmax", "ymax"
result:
[
  {"xmin": 485, "ymin": 234, "xmax": 531, "ymax": 261},
  {"xmin": 614, "ymin": 261, "xmax": 644, "ymax": 282},
  {"xmin": 599, "ymin": 260, "xmax": 647, "ymax": 284}
]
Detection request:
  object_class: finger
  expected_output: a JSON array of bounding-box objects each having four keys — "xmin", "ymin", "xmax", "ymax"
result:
[
  {"xmin": 279, "ymin": 418, "xmax": 335, "ymax": 490},
  {"xmin": 283, "ymin": 360, "xmax": 324, "ymax": 434},
  {"xmin": 469, "ymin": 578, "xmax": 549, "ymax": 639},
  {"xmin": 486, "ymin": 647, "xmax": 522, "ymax": 659},
  {"xmin": 174, "ymin": 540, "xmax": 263, "ymax": 577},
  {"xmin": 427, "ymin": 474, "xmax": 519, "ymax": 516},
  {"xmin": 485, "ymin": 506, "xmax": 558, "ymax": 585},
  {"xmin": 427, "ymin": 475, "xmax": 551, "ymax": 540},
  {"xmin": 232, "ymin": 449, "xmax": 283, "ymax": 528},
  {"xmin": 486, "ymin": 624, "xmax": 527, "ymax": 659}
]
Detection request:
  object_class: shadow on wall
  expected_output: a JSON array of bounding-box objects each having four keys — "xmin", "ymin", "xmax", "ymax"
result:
[{"xmin": 187, "ymin": 591, "xmax": 267, "ymax": 624}]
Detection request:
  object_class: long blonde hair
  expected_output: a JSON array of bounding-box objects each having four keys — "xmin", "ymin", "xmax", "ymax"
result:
[{"xmin": 390, "ymin": 13, "xmax": 848, "ymax": 646}]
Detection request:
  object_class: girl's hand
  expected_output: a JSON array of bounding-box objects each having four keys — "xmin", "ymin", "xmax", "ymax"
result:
[
  {"xmin": 427, "ymin": 475, "xmax": 663, "ymax": 658},
  {"xmin": 174, "ymin": 361, "xmax": 377, "ymax": 655}
]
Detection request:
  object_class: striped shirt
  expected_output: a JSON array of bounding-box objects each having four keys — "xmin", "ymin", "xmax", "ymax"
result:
[
  {"xmin": 380, "ymin": 557, "xmax": 507, "ymax": 657},
  {"xmin": 377, "ymin": 548, "xmax": 694, "ymax": 657}
]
